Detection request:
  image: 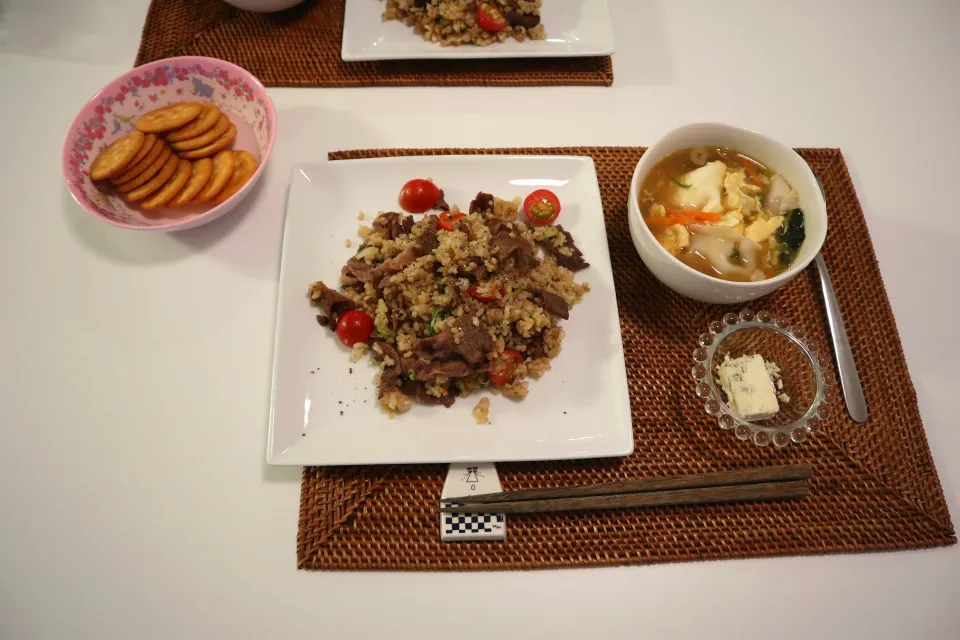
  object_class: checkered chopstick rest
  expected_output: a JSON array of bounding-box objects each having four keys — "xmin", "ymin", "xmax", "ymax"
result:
[{"xmin": 440, "ymin": 463, "xmax": 507, "ymax": 542}]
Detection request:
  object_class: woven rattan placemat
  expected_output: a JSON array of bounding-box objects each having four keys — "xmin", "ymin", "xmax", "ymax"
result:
[
  {"xmin": 297, "ymin": 146, "xmax": 954, "ymax": 570},
  {"xmin": 134, "ymin": 0, "xmax": 613, "ymax": 87}
]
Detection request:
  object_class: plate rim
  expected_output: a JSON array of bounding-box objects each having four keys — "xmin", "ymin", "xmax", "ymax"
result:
[{"xmin": 267, "ymin": 154, "xmax": 634, "ymax": 465}]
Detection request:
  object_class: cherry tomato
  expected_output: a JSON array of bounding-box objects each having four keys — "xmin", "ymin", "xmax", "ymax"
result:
[
  {"xmin": 477, "ymin": 3, "xmax": 508, "ymax": 32},
  {"xmin": 467, "ymin": 282, "xmax": 505, "ymax": 302},
  {"xmin": 399, "ymin": 179, "xmax": 441, "ymax": 213},
  {"xmin": 335, "ymin": 310, "xmax": 374, "ymax": 347},
  {"xmin": 489, "ymin": 349, "xmax": 523, "ymax": 387},
  {"xmin": 523, "ymin": 189, "xmax": 561, "ymax": 225},
  {"xmin": 439, "ymin": 210, "xmax": 466, "ymax": 231}
]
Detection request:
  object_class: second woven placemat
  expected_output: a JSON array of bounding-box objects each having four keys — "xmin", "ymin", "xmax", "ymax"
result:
[
  {"xmin": 134, "ymin": 0, "xmax": 613, "ymax": 87},
  {"xmin": 297, "ymin": 146, "xmax": 954, "ymax": 570}
]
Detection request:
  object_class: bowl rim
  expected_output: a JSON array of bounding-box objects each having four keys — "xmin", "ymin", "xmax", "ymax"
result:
[
  {"xmin": 628, "ymin": 121, "xmax": 827, "ymax": 289},
  {"xmin": 61, "ymin": 55, "xmax": 277, "ymax": 231}
]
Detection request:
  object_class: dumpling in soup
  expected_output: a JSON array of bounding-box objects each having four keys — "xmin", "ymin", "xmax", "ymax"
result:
[{"xmin": 664, "ymin": 161, "xmax": 726, "ymax": 213}]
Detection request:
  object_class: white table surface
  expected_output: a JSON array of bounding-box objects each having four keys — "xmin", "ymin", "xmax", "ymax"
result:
[{"xmin": 1, "ymin": 0, "xmax": 959, "ymax": 638}]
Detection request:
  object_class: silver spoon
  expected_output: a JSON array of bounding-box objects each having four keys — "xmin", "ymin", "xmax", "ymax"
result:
[{"xmin": 812, "ymin": 174, "xmax": 868, "ymax": 422}]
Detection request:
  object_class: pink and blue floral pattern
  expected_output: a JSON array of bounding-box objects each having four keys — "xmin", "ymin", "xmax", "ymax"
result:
[{"xmin": 63, "ymin": 57, "xmax": 276, "ymax": 230}]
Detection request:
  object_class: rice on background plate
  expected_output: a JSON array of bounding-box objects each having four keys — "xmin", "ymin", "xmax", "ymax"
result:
[{"xmin": 381, "ymin": 0, "xmax": 546, "ymax": 46}]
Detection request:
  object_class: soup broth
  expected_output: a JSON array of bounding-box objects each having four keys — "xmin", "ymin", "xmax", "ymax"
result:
[{"xmin": 638, "ymin": 147, "xmax": 805, "ymax": 282}]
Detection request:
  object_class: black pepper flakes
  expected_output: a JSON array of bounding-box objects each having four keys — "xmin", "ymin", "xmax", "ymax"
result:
[
  {"xmin": 349, "ymin": 367, "xmax": 353, "ymax": 374},
  {"xmin": 338, "ymin": 401, "xmax": 342, "ymax": 405},
  {"xmin": 339, "ymin": 410, "xmax": 344, "ymax": 416}
]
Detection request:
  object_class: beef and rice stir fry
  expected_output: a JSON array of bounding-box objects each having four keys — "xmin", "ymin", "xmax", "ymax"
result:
[{"xmin": 308, "ymin": 188, "xmax": 589, "ymax": 416}]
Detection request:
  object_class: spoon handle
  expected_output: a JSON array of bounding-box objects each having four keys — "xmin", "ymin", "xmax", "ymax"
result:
[{"xmin": 814, "ymin": 253, "xmax": 868, "ymax": 422}]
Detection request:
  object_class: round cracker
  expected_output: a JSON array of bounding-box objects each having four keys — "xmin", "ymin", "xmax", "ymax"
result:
[
  {"xmin": 164, "ymin": 104, "xmax": 221, "ymax": 142},
  {"xmin": 125, "ymin": 154, "xmax": 180, "ymax": 202},
  {"xmin": 115, "ymin": 145, "xmax": 173, "ymax": 193},
  {"xmin": 135, "ymin": 102, "xmax": 204, "ymax": 134},
  {"xmin": 213, "ymin": 150, "xmax": 258, "ymax": 204},
  {"xmin": 125, "ymin": 133, "xmax": 157, "ymax": 169},
  {"xmin": 89, "ymin": 131, "xmax": 145, "ymax": 181},
  {"xmin": 141, "ymin": 159, "xmax": 193, "ymax": 210},
  {"xmin": 170, "ymin": 114, "xmax": 231, "ymax": 151},
  {"xmin": 192, "ymin": 150, "xmax": 235, "ymax": 203},
  {"xmin": 111, "ymin": 137, "xmax": 165, "ymax": 184},
  {"xmin": 178, "ymin": 123, "xmax": 237, "ymax": 160},
  {"xmin": 169, "ymin": 158, "xmax": 214, "ymax": 207}
]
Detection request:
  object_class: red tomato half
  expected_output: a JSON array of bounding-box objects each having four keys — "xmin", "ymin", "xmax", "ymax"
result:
[
  {"xmin": 523, "ymin": 189, "xmax": 561, "ymax": 225},
  {"xmin": 439, "ymin": 210, "xmax": 466, "ymax": 231},
  {"xmin": 335, "ymin": 310, "xmax": 374, "ymax": 347},
  {"xmin": 467, "ymin": 282, "xmax": 505, "ymax": 302},
  {"xmin": 477, "ymin": 3, "xmax": 508, "ymax": 32},
  {"xmin": 399, "ymin": 179, "xmax": 441, "ymax": 213},
  {"xmin": 489, "ymin": 349, "xmax": 523, "ymax": 387}
]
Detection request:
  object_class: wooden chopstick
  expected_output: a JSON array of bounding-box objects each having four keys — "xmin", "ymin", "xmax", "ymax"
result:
[
  {"xmin": 439, "ymin": 480, "xmax": 809, "ymax": 515},
  {"xmin": 442, "ymin": 463, "xmax": 813, "ymax": 506}
]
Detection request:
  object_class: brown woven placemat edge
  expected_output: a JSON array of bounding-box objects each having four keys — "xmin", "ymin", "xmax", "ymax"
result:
[
  {"xmin": 811, "ymin": 150, "xmax": 953, "ymax": 532},
  {"xmin": 300, "ymin": 539, "xmax": 953, "ymax": 573}
]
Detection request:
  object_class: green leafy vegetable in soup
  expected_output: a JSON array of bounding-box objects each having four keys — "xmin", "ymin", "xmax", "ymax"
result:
[{"xmin": 776, "ymin": 208, "xmax": 805, "ymax": 265}]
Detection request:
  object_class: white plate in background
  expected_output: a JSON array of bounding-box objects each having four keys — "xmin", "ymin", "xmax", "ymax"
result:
[
  {"xmin": 267, "ymin": 155, "xmax": 632, "ymax": 465},
  {"xmin": 341, "ymin": 0, "xmax": 614, "ymax": 61}
]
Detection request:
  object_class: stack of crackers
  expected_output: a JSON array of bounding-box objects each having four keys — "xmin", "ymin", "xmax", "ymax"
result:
[{"xmin": 89, "ymin": 103, "xmax": 258, "ymax": 211}]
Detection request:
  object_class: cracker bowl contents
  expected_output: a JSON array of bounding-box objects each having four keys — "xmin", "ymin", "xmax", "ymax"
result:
[
  {"xmin": 62, "ymin": 56, "xmax": 276, "ymax": 231},
  {"xmin": 628, "ymin": 123, "xmax": 827, "ymax": 304},
  {"xmin": 308, "ymin": 183, "xmax": 589, "ymax": 423},
  {"xmin": 692, "ymin": 309, "xmax": 835, "ymax": 448}
]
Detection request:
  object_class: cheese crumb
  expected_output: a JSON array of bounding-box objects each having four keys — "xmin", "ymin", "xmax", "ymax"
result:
[{"xmin": 346, "ymin": 239, "xmax": 352, "ymax": 248}]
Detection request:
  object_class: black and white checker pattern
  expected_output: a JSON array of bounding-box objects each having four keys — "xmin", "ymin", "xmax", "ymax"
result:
[{"xmin": 443, "ymin": 510, "xmax": 506, "ymax": 535}]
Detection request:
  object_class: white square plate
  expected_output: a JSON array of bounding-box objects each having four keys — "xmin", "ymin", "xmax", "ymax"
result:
[
  {"xmin": 342, "ymin": 0, "xmax": 614, "ymax": 61},
  {"xmin": 267, "ymin": 155, "xmax": 633, "ymax": 465}
]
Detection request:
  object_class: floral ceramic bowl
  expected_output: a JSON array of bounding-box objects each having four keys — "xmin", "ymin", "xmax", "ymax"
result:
[{"xmin": 62, "ymin": 56, "xmax": 276, "ymax": 231}]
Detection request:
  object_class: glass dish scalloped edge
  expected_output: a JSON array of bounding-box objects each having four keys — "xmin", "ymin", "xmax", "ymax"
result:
[{"xmin": 691, "ymin": 309, "xmax": 836, "ymax": 448}]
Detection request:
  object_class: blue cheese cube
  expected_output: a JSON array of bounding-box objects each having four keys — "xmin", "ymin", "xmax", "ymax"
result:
[{"xmin": 716, "ymin": 354, "xmax": 780, "ymax": 421}]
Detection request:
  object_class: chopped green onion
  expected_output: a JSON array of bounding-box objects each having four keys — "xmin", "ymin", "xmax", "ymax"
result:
[
  {"xmin": 670, "ymin": 176, "xmax": 692, "ymax": 189},
  {"xmin": 730, "ymin": 246, "xmax": 742, "ymax": 265},
  {"xmin": 426, "ymin": 306, "xmax": 451, "ymax": 337}
]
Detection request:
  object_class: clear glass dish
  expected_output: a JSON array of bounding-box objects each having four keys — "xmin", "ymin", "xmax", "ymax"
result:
[{"xmin": 691, "ymin": 309, "xmax": 836, "ymax": 448}]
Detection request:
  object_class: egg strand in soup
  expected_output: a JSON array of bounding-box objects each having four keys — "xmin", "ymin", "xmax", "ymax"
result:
[{"xmin": 639, "ymin": 147, "xmax": 806, "ymax": 282}]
